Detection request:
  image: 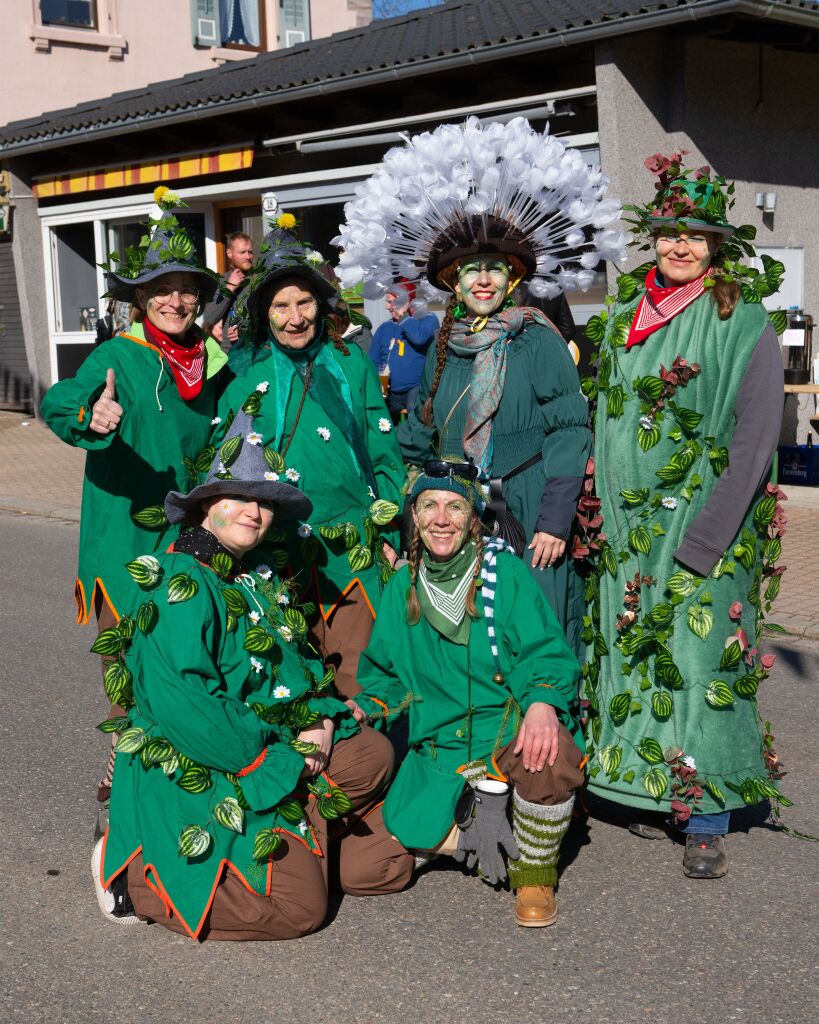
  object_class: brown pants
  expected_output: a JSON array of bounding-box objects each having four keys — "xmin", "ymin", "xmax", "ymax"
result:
[
  {"xmin": 494, "ymin": 723, "xmax": 585, "ymax": 806},
  {"xmin": 127, "ymin": 726, "xmax": 413, "ymax": 941},
  {"xmin": 308, "ymin": 583, "xmax": 375, "ymax": 699}
]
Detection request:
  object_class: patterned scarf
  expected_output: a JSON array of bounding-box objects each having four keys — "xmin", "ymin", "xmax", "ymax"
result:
[
  {"xmin": 417, "ymin": 539, "xmax": 477, "ymax": 645},
  {"xmin": 625, "ymin": 266, "xmax": 711, "ymax": 350},
  {"xmin": 447, "ymin": 307, "xmax": 551, "ymax": 474},
  {"xmin": 142, "ymin": 318, "xmax": 205, "ymax": 400}
]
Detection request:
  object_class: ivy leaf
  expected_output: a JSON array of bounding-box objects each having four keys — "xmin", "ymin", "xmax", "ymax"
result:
[
  {"xmin": 598, "ymin": 745, "xmax": 622, "ymax": 776},
  {"xmin": 348, "ymin": 545, "xmax": 374, "ymax": 572},
  {"xmin": 253, "ymin": 828, "xmax": 283, "ymax": 861},
  {"xmin": 211, "ymin": 551, "xmax": 235, "ymax": 578},
  {"xmin": 283, "ymin": 606, "xmax": 308, "ymax": 637},
  {"xmin": 674, "ymin": 407, "xmax": 704, "ymax": 433},
  {"xmin": 666, "ymin": 570, "xmax": 698, "ymax": 597},
  {"xmin": 300, "ymin": 536, "xmax": 320, "ymax": 565},
  {"xmin": 194, "ymin": 445, "xmax": 216, "ymax": 474},
  {"xmin": 638, "ymin": 424, "xmax": 661, "ymax": 452},
  {"xmin": 222, "ymin": 587, "xmax": 248, "ymax": 616},
  {"xmin": 733, "ymin": 538, "xmax": 755, "ymax": 571},
  {"xmin": 720, "ymin": 640, "xmax": 743, "ymax": 671},
  {"xmin": 703, "ymin": 779, "xmax": 725, "ymax": 804},
  {"xmin": 343, "ymin": 523, "xmax": 361, "ymax": 551},
  {"xmin": 584, "ymin": 314, "xmax": 607, "ymax": 343},
  {"xmin": 167, "ymin": 573, "xmax": 199, "ymax": 604},
  {"xmin": 177, "ymin": 766, "xmax": 213, "ymax": 794},
  {"xmin": 753, "ymin": 495, "xmax": 777, "ymax": 530},
  {"xmin": 218, "ymin": 434, "xmax": 243, "ymax": 469},
  {"xmin": 103, "ymin": 661, "xmax": 132, "ymax": 705},
  {"xmin": 628, "ymin": 526, "xmax": 652, "ymax": 555},
  {"xmin": 242, "ymin": 392, "xmax": 262, "ymax": 416},
  {"xmin": 91, "ymin": 627, "xmax": 127, "ymax": 657},
  {"xmin": 131, "ymin": 505, "xmax": 169, "ymax": 528},
  {"xmin": 705, "ymin": 681, "xmax": 735, "ymax": 708},
  {"xmin": 620, "ymin": 488, "xmax": 649, "ymax": 507},
  {"xmin": 115, "ymin": 727, "xmax": 146, "ymax": 754},
  {"xmin": 709, "ymin": 447, "xmax": 729, "ymax": 475},
  {"xmin": 277, "ymin": 798, "xmax": 305, "ymax": 825},
  {"xmin": 768, "ymin": 309, "xmax": 788, "ymax": 335},
  {"xmin": 651, "ymin": 691, "xmax": 673, "ymax": 719},
  {"xmin": 637, "ymin": 737, "xmax": 665, "ymax": 764},
  {"xmin": 319, "ymin": 524, "xmax": 345, "ymax": 541},
  {"xmin": 96, "ymin": 715, "xmax": 131, "ymax": 735},
  {"xmin": 369, "ymin": 499, "xmax": 400, "ymax": 526},
  {"xmin": 687, "ymin": 604, "xmax": 713, "ymax": 641},
  {"xmin": 655, "ymin": 644, "xmax": 683, "ymax": 688},
  {"xmin": 178, "ymin": 824, "xmax": 212, "ymax": 858},
  {"xmin": 602, "ymin": 544, "xmax": 618, "ymax": 577},
  {"xmin": 141, "ymin": 737, "xmax": 175, "ymax": 765},
  {"xmin": 244, "ymin": 627, "xmax": 276, "ymax": 653},
  {"xmin": 606, "ymin": 384, "xmax": 625, "ymax": 418},
  {"xmin": 609, "ymin": 691, "xmax": 632, "ymax": 723},
  {"xmin": 125, "ymin": 554, "xmax": 163, "ymax": 590},
  {"xmin": 213, "ymin": 797, "xmax": 245, "ymax": 834},
  {"xmin": 136, "ymin": 600, "xmax": 159, "ymax": 635},
  {"xmin": 765, "ymin": 575, "xmax": 782, "ymax": 603},
  {"xmin": 641, "ymin": 766, "xmax": 668, "ymax": 801},
  {"xmin": 290, "ymin": 738, "xmax": 320, "ymax": 755},
  {"xmin": 634, "ymin": 375, "xmax": 665, "ymax": 403},
  {"xmin": 263, "ymin": 448, "xmax": 286, "ymax": 473},
  {"xmin": 183, "ymin": 456, "xmax": 197, "ymax": 481},
  {"xmin": 617, "ymin": 274, "xmax": 640, "ymax": 303},
  {"xmin": 593, "ymin": 632, "xmax": 609, "ymax": 657},
  {"xmin": 734, "ymin": 673, "xmax": 760, "ymax": 698}
]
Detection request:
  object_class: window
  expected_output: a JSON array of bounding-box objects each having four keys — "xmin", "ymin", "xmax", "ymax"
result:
[
  {"xmin": 221, "ymin": 0, "xmax": 261, "ymax": 47},
  {"xmin": 40, "ymin": 1, "xmax": 96, "ymax": 29},
  {"xmin": 51, "ymin": 223, "xmax": 98, "ymax": 333},
  {"xmin": 280, "ymin": 0, "xmax": 310, "ymax": 47}
]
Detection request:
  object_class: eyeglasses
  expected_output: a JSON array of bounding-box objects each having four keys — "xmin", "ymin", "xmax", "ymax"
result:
[
  {"xmin": 655, "ymin": 233, "xmax": 711, "ymax": 252},
  {"xmin": 150, "ymin": 285, "xmax": 200, "ymax": 304},
  {"xmin": 424, "ymin": 459, "xmax": 480, "ymax": 482}
]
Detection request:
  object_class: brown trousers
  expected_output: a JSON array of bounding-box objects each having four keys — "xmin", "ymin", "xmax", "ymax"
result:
[
  {"xmin": 127, "ymin": 725, "xmax": 414, "ymax": 941},
  {"xmin": 494, "ymin": 723, "xmax": 585, "ymax": 806},
  {"xmin": 307, "ymin": 583, "xmax": 375, "ymax": 699}
]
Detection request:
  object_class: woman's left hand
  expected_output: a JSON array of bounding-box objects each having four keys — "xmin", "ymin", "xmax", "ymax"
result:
[
  {"xmin": 298, "ymin": 716, "xmax": 334, "ymax": 777},
  {"xmin": 529, "ymin": 531, "xmax": 565, "ymax": 570},
  {"xmin": 513, "ymin": 703, "xmax": 560, "ymax": 772},
  {"xmin": 382, "ymin": 542, "xmax": 399, "ymax": 568}
]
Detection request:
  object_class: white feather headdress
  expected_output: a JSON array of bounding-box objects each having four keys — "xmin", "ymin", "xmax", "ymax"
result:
[{"xmin": 334, "ymin": 117, "xmax": 627, "ymax": 312}]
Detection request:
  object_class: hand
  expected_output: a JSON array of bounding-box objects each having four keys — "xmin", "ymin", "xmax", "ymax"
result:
[
  {"xmin": 226, "ymin": 267, "xmax": 245, "ymax": 290},
  {"xmin": 226, "ymin": 323, "xmax": 240, "ymax": 343},
  {"xmin": 344, "ymin": 698, "xmax": 367, "ymax": 724},
  {"xmin": 513, "ymin": 702, "xmax": 559, "ymax": 772},
  {"xmin": 89, "ymin": 368, "xmax": 123, "ymax": 435},
  {"xmin": 382, "ymin": 542, "xmax": 399, "ymax": 568},
  {"xmin": 298, "ymin": 716, "xmax": 334, "ymax": 777},
  {"xmin": 529, "ymin": 531, "xmax": 565, "ymax": 570}
]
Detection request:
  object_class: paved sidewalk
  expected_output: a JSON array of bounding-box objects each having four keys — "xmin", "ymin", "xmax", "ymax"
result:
[{"xmin": 3, "ymin": 409, "xmax": 818, "ymax": 635}]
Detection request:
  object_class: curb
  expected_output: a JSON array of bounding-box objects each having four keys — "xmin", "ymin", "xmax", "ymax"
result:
[{"xmin": 0, "ymin": 500, "xmax": 80, "ymax": 523}]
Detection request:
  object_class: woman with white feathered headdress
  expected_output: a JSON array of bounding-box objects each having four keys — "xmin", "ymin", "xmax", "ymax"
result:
[{"xmin": 335, "ymin": 118, "xmax": 627, "ymax": 654}]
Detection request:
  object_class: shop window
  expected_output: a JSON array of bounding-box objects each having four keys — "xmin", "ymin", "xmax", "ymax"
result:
[
  {"xmin": 40, "ymin": 0, "xmax": 96, "ymax": 29},
  {"xmin": 51, "ymin": 223, "xmax": 98, "ymax": 334},
  {"xmin": 280, "ymin": 0, "xmax": 310, "ymax": 47}
]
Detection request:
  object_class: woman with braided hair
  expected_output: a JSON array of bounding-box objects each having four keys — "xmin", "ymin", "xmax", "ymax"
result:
[{"xmin": 347, "ymin": 460, "xmax": 584, "ymax": 928}]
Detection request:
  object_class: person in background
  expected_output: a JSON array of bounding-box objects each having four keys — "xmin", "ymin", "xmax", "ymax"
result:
[
  {"xmin": 369, "ymin": 282, "xmax": 438, "ymax": 420},
  {"xmin": 202, "ymin": 231, "xmax": 254, "ymax": 348}
]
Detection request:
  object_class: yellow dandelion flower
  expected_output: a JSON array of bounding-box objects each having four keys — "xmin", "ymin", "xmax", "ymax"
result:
[
  {"xmin": 153, "ymin": 185, "xmax": 170, "ymax": 204},
  {"xmin": 277, "ymin": 212, "xmax": 296, "ymax": 229}
]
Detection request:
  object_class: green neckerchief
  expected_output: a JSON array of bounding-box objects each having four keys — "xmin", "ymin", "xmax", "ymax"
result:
[{"xmin": 417, "ymin": 539, "xmax": 477, "ymax": 645}]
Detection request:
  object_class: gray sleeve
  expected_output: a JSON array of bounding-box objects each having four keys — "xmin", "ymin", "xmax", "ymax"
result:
[
  {"xmin": 535, "ymin": 476, "xmax": 585, "ymax": 538},
  {"xmin": 201, "ymin": 293, "xmax": 231, "ymax": 331},
  {"xmin": 674, "ymin": 323, "xmax": 783, "ymax": 576}
]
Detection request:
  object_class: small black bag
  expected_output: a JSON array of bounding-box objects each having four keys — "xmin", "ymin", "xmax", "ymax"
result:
[{"xmin": 482, "ymin": 452, "xmax": 541, "ymax": 558}]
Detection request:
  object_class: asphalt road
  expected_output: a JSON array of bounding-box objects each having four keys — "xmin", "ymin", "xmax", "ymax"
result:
[{"xmin": 1, "ymin": 511, "xmax": 816, "ymax": 1024}]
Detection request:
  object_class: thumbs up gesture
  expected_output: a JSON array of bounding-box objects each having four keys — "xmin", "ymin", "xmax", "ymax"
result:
[{"xmin": 89, "ymin": 368, "xmax": 124, "ymax": 435}]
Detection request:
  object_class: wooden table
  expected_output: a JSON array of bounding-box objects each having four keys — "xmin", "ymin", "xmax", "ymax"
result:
[{"xmin": 784, "ymin": 384, "xmax": 819, "ymax": 394}]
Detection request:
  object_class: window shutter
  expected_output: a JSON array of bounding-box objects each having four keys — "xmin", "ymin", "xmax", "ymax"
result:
[
  {"xmin": 280, "ymin": 0, "xmax": 310, "ymax": 47},
  {"xmin": 190, "ymin": 0, "xmax": 222, "ymax": 47}
]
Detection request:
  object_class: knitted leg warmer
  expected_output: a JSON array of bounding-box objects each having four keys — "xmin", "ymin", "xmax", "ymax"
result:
[{"xmin": 508, "ymin": 792, "xmax": 574, "ymax": 890}]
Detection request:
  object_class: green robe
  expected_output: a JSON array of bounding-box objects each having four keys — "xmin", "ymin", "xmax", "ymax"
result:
[
  {"xmin": 218, "ymin": 341, "xmax": 406, "ymax": 617},
  {"xmin": 356, "ymin": 551, "xmax": 582, "ymax": 849},
  {"xmin": 102, "ymin": 548, "xmax": 358, "ymax": 940},
  {"xmin": 585, "ymin": 291, "xmax": 783, "ymax": 815},
  {"xmin": 398, "ymin": 321, "xmax": 591, "ymax": 652},
  {"xmin": 40, "ymin": 325, "xmax": 228, "ymax": 621}
]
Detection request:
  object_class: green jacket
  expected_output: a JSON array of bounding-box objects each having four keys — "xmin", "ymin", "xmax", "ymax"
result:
[
  {"xmin": 102, "ymin": 547, "xmax": 358, "ymax": 940},
  {"xmin": 356, "ymin": 552, "xmax": 582, "ymax": 849},
  {"xmin": 40, "ymin": 325, "xmax": 228, "ymax": 621},
  {"xmin": 218, "ymin": 341, "xmax": 406, "ymax": 617}
]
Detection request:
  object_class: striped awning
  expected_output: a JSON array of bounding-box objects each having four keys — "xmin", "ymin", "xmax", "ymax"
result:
[{"xmin": 33, "ymin": 146, "xmax": 254, "ymax": 199}]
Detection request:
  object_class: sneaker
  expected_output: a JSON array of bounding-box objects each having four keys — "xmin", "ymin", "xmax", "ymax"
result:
[
  {"xmin": 682, "ymin": 833, "xmax": 728, "ymax": 879},
  {"xmin": 91, "ymin": 837, "xmax": 142, "ymax": 925}
]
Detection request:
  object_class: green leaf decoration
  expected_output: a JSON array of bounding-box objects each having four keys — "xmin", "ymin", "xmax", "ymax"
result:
[
  {"xmin": 655, "ymin": 644, "xmax": 683, "ymax": 688},
  {"xmin": 768, "ymin": 309, "xmax": 788, "ymax": 335},
  {"xmin": 244, "ymin": 627, "xmax": 276, "ymax": 653},
  {"xmin": 666, "ymin": 571, "xmax": 698, "ymax": 597},
  {"xmin": 620, "ymin": 488, "xmax": 649, "ymax": 507},
  {"xmin": 634, "ymin": 375, "xmax": 665, "ymax": 403},
  {"xmin": 131, "ymin": 505, "xmax": 170, "ymax": 528},
  {"xmin": 125, "ymin": 554, "xmax": 163, "ymax": 589},
  {"xmin": 598, "ymin": 745, "xmax": 622, "ymax": 776},
  {"xmin": 142, "ymin": 737, "xmax": 175, "ymax": 765},
  {"xmin": 733, "ymin": 538, "xmax": 755, "ymax": 571},
  {"xmin": 648, "ymin": 602, "xmax": 674, "ymax": 626},
  {"xmin": 593, "ymin": 632, "xmax": 609, "ymax": 657},
  {"xmin": 167, "ymin": 231, "xmax": 194, "ymax": 260},
  {"xmin": 290, "ymin": 738, "xmax": 320, "ymax": 756},
  {"xmin": 617, "ymin": 274, "xmax": 640, "ymax": 303},
  {"xmin": 178, "ymin": 824, "xmax": 211, "ymax": 858},
  {"xmin": 609, "ymin": 691, "xmax": 632, "ymax": 723},
  {"xmin": 162, "ymin": 754, "xmax": 180, "ymax": 777},
  {"xmin": 183, "ymin": 456, "xmax": 197, "ymax": 481},
  {"xmin": 674, "ymin": 407, "xmax": 704, "ymax": 433},
  {"xmin": 270, "ymin": 548, "xmax": 289, "ymax": 570},
  {"xmin": 213, "ymin": 797, "xmax": 245, "ymax": 834},
  {"xmin": 705, "ymin": 681, "xmax": 735, "ymax": 708},
  {"xmin": 750, "ymin": 777, "xmax": 781, "ymax": 800},
  {"xmin": 651, "ymin": 691, "xmax": 673, "ymax": 720},
  {"xmin": 210, "ymin": 551, "xmax": 235, "ymax": 578},
  {"xmin": 687, "ymin": 604, "xmax": 713, "ymax": 641},
  {"xmin": 91, "ymin": 627, "xmax": 126, "ymax": 657},
  {"xmin": 319, "ymin": 524, "xmax": 345, "ymax": 541},
  {"xmin": 263, "ymin": 448, "xmax": 286, "ymax": 473},
  {"xmin": 283, "ymin": 606, "xmax": 308, "ymax": 637},
  {"xmin": 720, "ymin": 640, "xmax": 743, "ymax": 671},
  {"xmin": 598, "ymin": 354, "xmax": 611, "ymax": 390},
  {"xmin": 300, "ymin": 536, "xmax": 320, "ymax": 565},
  {"xmin": 753, "ymin": 495, "xmax": 777, "ymax": 531},
  {"xmin": 348, "ymin": 545, "xmax": 374, "ymax": 572},
  {"xmin": 622, "ymin": 770, "xmax": 636, "ymax": 783},
  {"xmin": 628, "ymin": 526, "xmax": 652, "ymax": 555},
  {"xmin": 641, "ymin": 766, "xmax": 668, "ymax": 801},
  {"xmin": 222, "ymin": 587, "xmax": 248, "ymax": 616},
  {"xmin": 253, "ymin": 828, "xmax": 283, "ymax": 861},
  {"xmin": 618, "ymin": 626, "xmax": 655, "ymax": 658},
  {"xmin": 242, "ymin": 392, "xmax": 262, "ymax": 416},
  {"xmin": 343, "ymin": 523, "xmax": 361, "ymax": 551},
  {"xmin": 734, "ymin": 673, "xmax": 760, "ymax": 698},
  {"xmin": 136, "ymin": 600, "xmax": 158, "ymax": 635},
  {"xmin": 226, "ymin": 613, "xmax": 238, "ymax": 633},
  {"xmin": 115, "ymin": 727, "xmax": 147, "ymax": 754},
  {"xmin": 606, "ymin": 384, "xmax": 625, "ymax": 418},
  {"xmin": 703, "ymin": 779, "xmax": 725, "ymax": 804},
  {"xmin": 637, "ymin": 737, "xmax": 665, "ymax": 764},
  {"xmin": 602, "ymin": 544, "xmax": 618, "ymax": 577},
  {"xmin": 277, "ymin": 798, "xmax": 305, "ymax": 825},
  {"xmin": 193, "ymin": 444, "xmax": 216, "ymax": 474},
  {"xmin": 96, "ymin": 715, "xmax": 131, "ymax": 735},
  {"xmin": 316, "ymin": 788, "xmax": 354, "ymax": 820},
  {"xmin": 177, "ymin": 766, "xmax": 213, "ymax": 794},
  {"xmin": 167, "ymin": 573, "xmax": 199, "ymax": 604},
  {"xmin": 655, "ymin": 463, "xmax": 687, "ymax": 486},
  {"xmin": 638, "ymin": 424, "xmax": 661, "ymax": 452},
  {"xmin": 709, "ymin": 447, "xmax": 729, "ymax": 475},
  {"xmin": 219, "ymin": 434, "xmax": 243, "ymax": 469},
  {"xmin": 765, "ymin": 575, "xmax": 782, "ymax": 603},
  {"xmin": 762, "ymin": 537, "xmax": 782, "ymax": 562},
  {"xmin": 584, "ymin": 314, "xmax": 606, "ymax": 343},
  {"xmin": 591, "ymin": 716, "xmax": 602, "ymax": 744},
  {"xmin": 369, "ymin": 499, "xmax": 400, "ymax": 526}
]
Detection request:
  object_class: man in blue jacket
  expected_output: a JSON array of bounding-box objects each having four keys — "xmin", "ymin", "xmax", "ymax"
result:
[{"xmin": 369, "ymin": 282, "xmax": 438, "ymax": 420}]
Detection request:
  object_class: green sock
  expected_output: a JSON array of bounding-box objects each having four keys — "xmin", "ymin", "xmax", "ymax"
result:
[{"xmin": 508, "ymin": 793, "xmax": 574, "ymax": 889}]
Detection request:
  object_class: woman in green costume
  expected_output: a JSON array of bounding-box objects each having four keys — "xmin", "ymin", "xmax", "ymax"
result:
[
  {"xmin": 93, "ymin": 411, "xmax": 412, "ymax": 939},
  {"xmin": 215, "ymin": 215, "xmax": 405, "ymax": 699},
  {"xmin": 583, "ymin": 155, "xmax": 788, "ymax": 879},
  {"xmin": 347, "ymin": 460, "xmax": 585, "ymax": 928}
]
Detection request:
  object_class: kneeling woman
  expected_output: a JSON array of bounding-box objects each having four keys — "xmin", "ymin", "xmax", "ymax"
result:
[
  {"xmin": 348, "ymin": 462, "xmax": 585, "ymax": 928},
  {"xmin": 95, "ymin": 412, "xmax": 412, "ymax": 940}
]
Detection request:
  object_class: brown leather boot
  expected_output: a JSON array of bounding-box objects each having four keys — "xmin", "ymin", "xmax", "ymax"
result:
[{"xmin": 514, "ymin": 885, "xmax": 558, "ymax": 928}]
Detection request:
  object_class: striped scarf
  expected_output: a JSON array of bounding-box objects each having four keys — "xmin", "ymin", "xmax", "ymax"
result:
[
  {"xmin": 625, "ymin": 266, "xmax": 710, "ymax": 350},
  {"xmin": 479, "ymin": 536, "xmax": 517, "ymax": 676}
]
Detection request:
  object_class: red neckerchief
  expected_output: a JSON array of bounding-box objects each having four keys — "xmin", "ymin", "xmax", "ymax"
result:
[
  {"xmin": 625, "ymin": 266, "xmax": 711, "ymax": 350},
  {"xmin": 142, "ymin": 318, "xmax": 205, "ymax": 400}
]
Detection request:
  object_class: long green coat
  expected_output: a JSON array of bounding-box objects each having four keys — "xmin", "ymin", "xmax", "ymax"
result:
[
  {"xmin": 218, "ymin": 341, "xmax": 405, "ymax": 618},
  {"xmin": 356, "ymin": 551, "xmax": 582, "ymax": 849},
  {"xmin": 40, "ymin": 325, "xmax": 228, "ymax": 620},
  {"xmin": 101, "ymin": 547, "xmax": 358, "ymax": 940},
  {"xmin": 585, "ymin": 290, "xmax": 785, "ymax": 816},
  {"xmin": 398, "ymin": 322, "xmax": 591, "ymax": 652}
]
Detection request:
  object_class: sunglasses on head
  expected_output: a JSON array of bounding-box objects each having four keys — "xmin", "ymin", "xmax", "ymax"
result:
[{"xmin": 424, "ymin": 459, "xmax": 479, "ymax": 482}]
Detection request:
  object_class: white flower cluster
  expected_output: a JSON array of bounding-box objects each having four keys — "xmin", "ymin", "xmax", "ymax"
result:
[{"xmin": 334, "ymin": 117, "xmax": 627, "ymax": 311}]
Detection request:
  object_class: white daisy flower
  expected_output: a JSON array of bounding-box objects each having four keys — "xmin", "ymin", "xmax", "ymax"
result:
[
  {"xmin": 639, "ymin": 415, "xmax": 654, "ymax": 431},
  {"xmin": 264, "ymin": 471, "xmax": 279, "ymax": 481},
  {"xmin": 305, "ymin": 250, "xmax": 323, "ymax": 265},
  {"xmin": 316, "ymin": 426, "xmax": 331, "ymax": 441},
  {"xmin": 297, "ymin": 523, "xmax": 313, "ymax": 538},
  {"xmin": 256, "ymin": 381, "xmax": 270, "ymax": 393},
  {"xmin": 273, "ymin": 685, "xmax": 291, "ymax": 699},
  {"xmin": 219, "ymin": 500, "xmax": 231, "ymax": 512},
  {"xmin": 662, "ymin": 497, "xmax": 678, "ymax": 509},
  {"xmin": 256, "ymin": 564, "xmax": 273, "ymax": 580},
  {"xmin": 211, "ymin": 416, "xmax": 222, "ymax": 426},
  {"xmin": 682, "ymin": 755, "xmax": 697, "ymax": 770},
  {"xmin": 276, "ymin": 593, "xmax": 290, "ymax": 606},
  {"xmin": 250, "ymin": 657, "xmax": 264, "ymax": 673},
  {"xmin": 285, "ymin": 468, "xmax": 300, "ymax": 482},
  {"xmin": 247, "ymin": 432, "xmax": 263, "ymax": 446},
  {"xmin": 378, "ymin": 417, "xmax": 392, "ymax": 433},
  {"xmin": 278, "ymin": 625, "xmax": 294, "ymax": 642},
  {"xmin": 298, "ymin": 820, "xmax": 308, "ymax": 835},
  {"xmin": 249, "ymin": 610, "xmax": 261, "ymax": 625}
]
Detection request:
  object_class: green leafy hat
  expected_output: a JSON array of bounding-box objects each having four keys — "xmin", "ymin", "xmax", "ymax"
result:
[
  {"xmin": 102, "ymin": 186, "xmax": 222, "ymax": 302},
  {"xmin": 164, "ymin": 408, "xmax": 313, "ymax": 525},
  {"xmin": 627, "ymin": 153, "xmax": 738, "ymax": 238}
]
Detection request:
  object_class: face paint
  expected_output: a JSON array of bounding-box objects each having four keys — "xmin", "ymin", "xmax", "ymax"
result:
[
  {"xmin": 413, "ymin": 489, "xmax": 474, "ymax": 561},
  {"xmin": 454, "ymin": 256, "xmax": 512, "ymax": 318},
  {"xmin": 201, "ymin": 496, "xmax": 274, "ymax": 557}
]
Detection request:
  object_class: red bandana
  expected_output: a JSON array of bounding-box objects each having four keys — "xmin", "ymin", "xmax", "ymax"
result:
[
  {"xmin": 625, "ymin": 266, "xmax": 710, "ymax": 350},
  {"xmin": 142, "ymin": 318, "xmax": 205, "ymax": 400}
]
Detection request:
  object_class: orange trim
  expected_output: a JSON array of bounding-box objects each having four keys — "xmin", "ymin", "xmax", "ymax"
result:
[
  {"xmin": 489, "ymin": 753, "xmax": 508, "ymax": 783},
  {"xmin": 368, "ymin": 697, "xmax": 389, "ymax": 720},
  {"xmin": 315, "ymin": 574, "xmax": 377, "ymax": 622},
  {"xmin": 534, "ymin": 682, "xmax": 555, "ymax": 690},
  {"xmin": 236, "ymin": 746, "xmax": 268, "ymax": 777},
  {"xmin": 75, "ymin": 577, "xmax": 121, "ymax": 626},
  {"xmin": 99, "ymin": 827, "xmax": 142, "ymax": 890},
  {"xmin": 78, "ymin": 405, "xmax": 86, "ymax": 424},
  {"xmin": 578, "ymin": 755, "xmax": 589, "ymax": 772},
  {"xmin": 361, "ymin": 798, "xmax": 384, "ymax": 822}
]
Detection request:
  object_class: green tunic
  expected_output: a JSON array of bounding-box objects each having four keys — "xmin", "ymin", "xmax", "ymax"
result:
[
  {"xmin": 40, "ymin": 325, "xmax": 228, "ymax": 621},
  {"xmin": 398, "ymin": 322, "xmax": 591, "ymax": 652},
  {"xmin": 356, "ymin": 551, "xmax": 582, "ymax": 849},
  {"xmin": 102, "ymin": 548, "xmax": 358, "ymax": 940},
  {"xmin": 218, "ymin": 341, "xmax": 406, "ymax": 617},
  {"xmin": 585, "ymin": 291, "xmax": 784, "ymax": 816}
]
